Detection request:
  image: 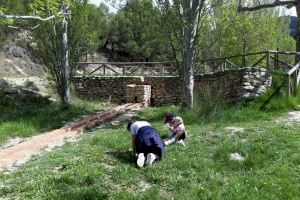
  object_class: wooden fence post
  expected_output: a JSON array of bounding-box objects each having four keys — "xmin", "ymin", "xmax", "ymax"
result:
[
  {"xmin": 123, "ymin": 66, "xmax": 126, "ymax": 75},
  {"xmin": 83, "ymin": 64, "xmax": 86, "ymax": 75},
  {"xmin": 266, "ymin": 51, "xmax": 270, "ymax": 69},
  {"xmin": 160, "ymin": 66, "xmax": 164, "ymax": 76},
  {"xmin": 242, "ymin": 55, "xmax": 246, "ymax": 67},
  {"xmin": 286, "ymin": 74, "xmax": 291, "ymax": 97}
]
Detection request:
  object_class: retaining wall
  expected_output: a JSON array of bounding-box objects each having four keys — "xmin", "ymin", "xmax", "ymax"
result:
[{"xmin": 73, "ymin": 67, "xmax": 272, "ymax": 106}]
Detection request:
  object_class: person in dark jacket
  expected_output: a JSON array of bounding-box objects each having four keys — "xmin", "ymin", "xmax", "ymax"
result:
[{"xmin": 127, "ymin": 121, "xmax": 165, "ymax": 168}]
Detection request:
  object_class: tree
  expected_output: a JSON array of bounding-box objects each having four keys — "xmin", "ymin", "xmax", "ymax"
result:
[
  {"xmin": 109, "ymin": 0, "xmax": 167, "ymax": 61},
  {"xmin": 1, "ymin": 0, "xmax": 93, "ymax": 104},
  {"xmin": 84, "ymin": 3, "xmax": 110, "ymax": 55},
  {"xmin": 238, "ymin": 0, "xmax": 300, "ymax": 62},
  {"xmin": 157, "ymin": 0, "xmax": 205, "ymax": 109},
  {"xmin": 203, "ymin": 2, "xmax": 294, "ymax": 65}
]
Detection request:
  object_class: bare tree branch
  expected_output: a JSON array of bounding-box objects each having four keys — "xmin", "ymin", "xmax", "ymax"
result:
[
  {"xmin": 7, "ymin": 24, "xmax": 40, "ymax": 30},
  {"xmin": 238, "ymin": 0, "xmax": 297, "ymax": 12},
  {"xmin": 0, "ymin": 10, "xmax": 64, "ymax": 21}
]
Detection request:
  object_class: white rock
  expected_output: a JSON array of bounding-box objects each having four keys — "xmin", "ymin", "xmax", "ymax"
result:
[
  {"xmin": 257, "ymin": 86, "xmax": 266, "ymax": 94},
  {"xmin": 243, "ymin": 85, "xmax": 255, "ymax": 91},
  {"xmin": 243, "ymin": 82, "xmax": 251, "ymax": 86},
  {"xmin": 225, "ymin": 126, "xmax": 244, "ymax": 133},
  {"xmin": 229, "ymin": 153, "xmax": 245, "ymax": 161}
]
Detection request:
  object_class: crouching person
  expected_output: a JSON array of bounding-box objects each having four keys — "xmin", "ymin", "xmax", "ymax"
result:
[
  {"xmin": 127, "ymin": 121, "xmax": 165, "ymax": 168},
  {"xmin": 164, "ymin": 112, "xmax": 187, "ymax": 146}
]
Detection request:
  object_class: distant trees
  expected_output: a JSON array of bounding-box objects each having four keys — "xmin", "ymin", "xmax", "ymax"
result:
[
  {"xmin": 85, "ymin": 3, "xmax": 110, "ymax": 55},
  {"xmin": 198, "ymin": 1, "xmax": 294, "ymax": 64},
  {"xmin": 238, "ymin": 0, "xmax": 299, "ymax": 62},
  {"xmin": 109, "ymin": 0, "xmax": 168, "ymax": 61}
]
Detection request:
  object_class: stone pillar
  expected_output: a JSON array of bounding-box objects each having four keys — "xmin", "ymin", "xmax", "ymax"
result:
[{"xmin": 126, "ymin": 84, "xmax": 151, "ymax": 107}]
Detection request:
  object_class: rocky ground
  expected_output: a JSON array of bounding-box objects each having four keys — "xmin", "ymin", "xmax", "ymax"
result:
[{"xmin": 0, "ymin": 31, "xmax": 45, "ymax": 77}]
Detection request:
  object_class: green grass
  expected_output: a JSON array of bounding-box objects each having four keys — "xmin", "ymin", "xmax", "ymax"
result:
[
  {"xmin": 0, "ymin": 105, "xmax": 299, "ymax": 199},
  {"xmin": 1, "ymin": 72, "xmax": 300, "ymax": 199},
  {"xmin": 0, "ymin": 96, "xmax": 112, "ymax": 146}
]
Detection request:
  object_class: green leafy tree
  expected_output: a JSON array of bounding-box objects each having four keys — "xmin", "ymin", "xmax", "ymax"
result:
[
  {"xmin": 110, "ymin": 0, "xmax": 167, "ymax": 61},
  {"xmin": 28, "ymin": 0, "xmax": 92, "ymax": 104},
  {"xmin": 198, "ymin": 1, "xmax": 294, "ymax": 65},
  {"xmin": 238, "ymin": 0, "xmax": 299, "ymax": 62}
]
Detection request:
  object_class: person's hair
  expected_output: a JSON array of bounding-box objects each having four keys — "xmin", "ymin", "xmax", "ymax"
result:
[
  {"xmin": 127, "ymin": 120, "xmax": 136, "ymax": 131},
  {"xmin": 165, "ymin": 112, "xmax": 174, "ymax": 123}
]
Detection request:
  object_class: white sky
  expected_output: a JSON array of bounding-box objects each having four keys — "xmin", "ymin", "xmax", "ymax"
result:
[
  {"xmin": 89, "ymin": 0, "xmax": 297, "ymax": 16},
  {"xmin": 281, "ymin": 7, "xmax": 297, "ymax": 16},
  {"xmin": 88, "ymin": 0, "xmax": 119, "ymax": 12}
]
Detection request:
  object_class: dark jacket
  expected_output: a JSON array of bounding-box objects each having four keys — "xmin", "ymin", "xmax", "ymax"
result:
[{"xmin": 135, "ymin": 126, "xmax": 165, "ymax": 159}]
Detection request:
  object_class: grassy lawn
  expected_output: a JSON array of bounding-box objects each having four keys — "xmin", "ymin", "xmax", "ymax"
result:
[
  {"xmin": 0, "ymin": 97, "xmax": 112, "ymax": 146},
  {"xmin": 0, "ymin": 106, "xmax": 299, "ymax": 199}
]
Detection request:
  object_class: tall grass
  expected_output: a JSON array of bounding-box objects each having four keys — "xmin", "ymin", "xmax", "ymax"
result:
[{"xmin": 185, "ymin": 72, "xmax": 300, "ymax": 124}]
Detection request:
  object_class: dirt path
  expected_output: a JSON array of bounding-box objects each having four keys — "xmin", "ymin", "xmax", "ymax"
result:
[{"xmin": 0, "ymin": 103, "xmax": 142, "ymax": 171}]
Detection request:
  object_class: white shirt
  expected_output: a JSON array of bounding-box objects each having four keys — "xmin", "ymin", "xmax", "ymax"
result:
[{"xmin": 130, "ymin": 121, "xmax": 151, "ymax": 135}]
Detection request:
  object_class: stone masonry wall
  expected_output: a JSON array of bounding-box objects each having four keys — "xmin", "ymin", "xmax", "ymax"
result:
[
  {"xmin": 73, "ymin": 76, "xmax": 143, "ymax": 103},
  {"xmin": 126, "ymin": 84, "xmax": 151, "ymax": 107},
  {"xmin": 194, "ymin": 68, "xmax": 271, "ymax": 103},
  {"xmin": 144, "ymin": 77, "xmax": 182, "ymax": 106},
  {"xmin": 73, "ymin": 68, "xmax": 272, "ymax": 106}
]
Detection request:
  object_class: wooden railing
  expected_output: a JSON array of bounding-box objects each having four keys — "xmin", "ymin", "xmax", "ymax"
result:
[
  {"xmin": 197, "ymin": 50, "xmax": 300, "ymax": 96},
  {"xmin": 78, "ymin": 50, "xmax": 300, "ymax": 96},
  {"xmin": 197, "ymin": 50, "xmax": 300, "ymax": 73},
  {"xmin": 78, "ymin": 61, "xmax": 177, "ymax": 76}
]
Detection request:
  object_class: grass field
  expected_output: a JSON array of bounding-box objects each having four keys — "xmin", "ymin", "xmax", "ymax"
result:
[
  {"xmin": 0, "ymin": 105, "xmax": 299, "ymax": 199},
  {"xmin": 0, "ymin": 97, "xmax": 112, "ymax": 146}
]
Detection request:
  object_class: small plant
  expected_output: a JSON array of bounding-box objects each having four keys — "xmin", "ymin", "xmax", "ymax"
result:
[{"xmin": 23, "ymin": 80, "xmax": 39, "ymax": 92}]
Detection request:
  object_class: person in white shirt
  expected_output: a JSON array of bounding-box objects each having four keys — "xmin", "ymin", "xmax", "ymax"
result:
[
  {"xmin": 127, "ymin": 121, "xmax": 165, "ymax": 168},
  {"xmin": 164, "ymin": 112, "xmax": 187, "ymax": 146}
]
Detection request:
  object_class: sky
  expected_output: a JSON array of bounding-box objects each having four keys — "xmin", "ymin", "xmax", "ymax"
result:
[
  {"xmin": 88, "ymin": 0, "xmax": 297, "ymax": 16},
  {"xmin": 88, "ymin": 0, "xmax": 120, "ymax": 12}
]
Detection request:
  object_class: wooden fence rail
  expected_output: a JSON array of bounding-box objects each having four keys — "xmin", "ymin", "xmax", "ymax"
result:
[
  {"xmin": 197, "ymin": 50, "xmax": 300, "ymax": 96},
  {"xmin": 78, "ymin": 61, "xmax": 177, "ymax": 76},
  {"xmin": 78, "ymin": 50, "xmax": 300, "ymax": 96}
]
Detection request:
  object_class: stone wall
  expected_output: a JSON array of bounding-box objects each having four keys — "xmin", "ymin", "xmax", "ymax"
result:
[
  {"xmin": 144, "ymin": 77, "xmax": 182, "ymax": 106},
  {"xmin": 194, "ymin": 68, "xmax": 271, "ymax": 103},
  {"xmin": 73, "ymin": 67, "xmax": 272, "ymax": 106},
  {"xmin": 73, "ymin": 76, "xmax": 143, "ymax": 103},
  {"xmin": 126, "ymin": 84, "xmax": 151, "ymax": 107}
]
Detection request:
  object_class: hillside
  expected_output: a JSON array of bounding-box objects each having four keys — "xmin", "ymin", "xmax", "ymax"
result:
[{"xmin": 0, "ymin": 30, "xmax": 46, "ymax": 77}]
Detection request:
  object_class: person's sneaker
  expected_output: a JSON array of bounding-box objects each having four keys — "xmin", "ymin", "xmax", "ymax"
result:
[
  {"xmin": 164, "ymin": 140, "xmax": 171, "ymax": 146},
  {"xmin": 137, "ymin": 153, "xmax": 145, "ymax": 168},
  {"xmin": 177, "ymin": 140, "xmax": 185, "ymax": 146},
  {"xmin": 146, "ymin": 153, "xmax": 156, "ymax": 166}
]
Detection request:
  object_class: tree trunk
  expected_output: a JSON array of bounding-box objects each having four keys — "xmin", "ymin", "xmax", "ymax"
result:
[
  {"xmin": 61, "ymin": 17, "xmax": 71, "ymax": 104},
  {"xmin": 296, "ymin": 2, "xmax": 300, "ymax": 63},
  {"xmin": 182, "ymin": 46, "xmax": 195, "ymax": 109},
  {"xmin": 180, "ymin": 0, "xmax": 201, "ymax": 109}
]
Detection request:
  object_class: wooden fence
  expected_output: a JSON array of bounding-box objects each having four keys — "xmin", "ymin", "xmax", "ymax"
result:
[
  {"xmin": 78, "ymin": 61, "xmax": 177, "ymax": 76},
  {"xmin": 197, "ymin": 50, "xmax": 300, "ymax": 96},
  {"xmin": 78, "ymin": 50, "xmax": 300, "ymax": 96}
]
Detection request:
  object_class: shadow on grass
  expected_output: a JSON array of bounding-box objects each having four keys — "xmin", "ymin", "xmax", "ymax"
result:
[{"xmin": 106, "ymin": 150, "xmax": 136, "ymax": 166}]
